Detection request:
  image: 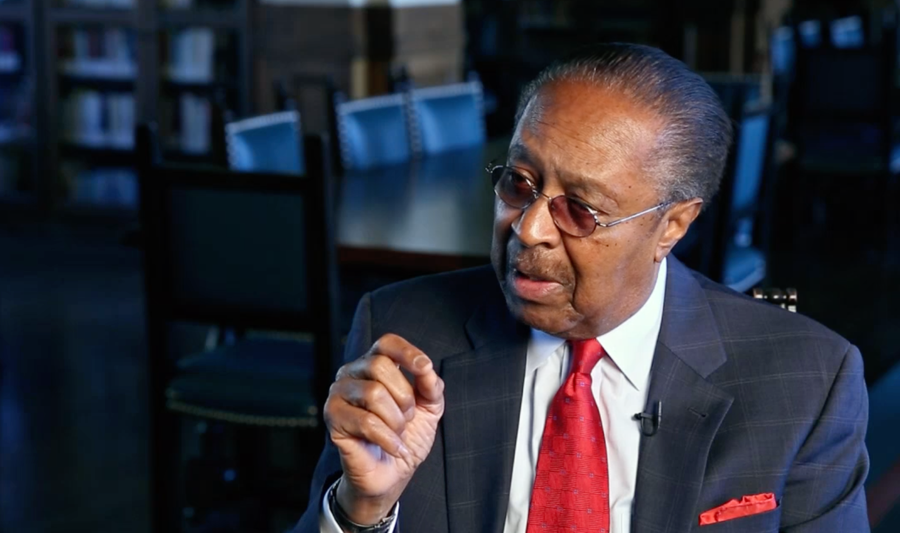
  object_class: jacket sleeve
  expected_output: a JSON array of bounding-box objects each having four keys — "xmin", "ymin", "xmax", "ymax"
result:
[
  {"xmin": 781, "ymin": 344, "xmax": 870, "ymax": 532},
  {"xmin": 292, "ymin": 294, "xmax": 374, "ymax": 533}
]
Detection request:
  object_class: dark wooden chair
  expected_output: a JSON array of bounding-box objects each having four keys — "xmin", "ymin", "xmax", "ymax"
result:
[
  {"xmin": 137, "ymin": 124, "xmax": 340, "ymax": 532},
  {"xmin": 787, "ymin": 17, "xmax": 898, "ymax": 253}
]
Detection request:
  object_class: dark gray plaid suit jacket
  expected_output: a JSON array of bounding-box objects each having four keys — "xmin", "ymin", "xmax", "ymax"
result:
[{"xmin": 295, "ymin": 258, "xmax": 869, "ymax": 532}]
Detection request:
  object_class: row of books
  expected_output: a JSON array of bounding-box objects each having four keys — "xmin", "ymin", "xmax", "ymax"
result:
[
  {"xmin": 62, "ymin": 163, "xmax": 138, "ymax": 208},
  {"xmin": 62, "ymin": 90, "xmax": 135, "ymax": 148},
  {"xmin": 178, "ymin": 92, "xmax": 211, "ymax": 154},
  {"xmin": 166, "ymin": 28, "xmax": 215, "ymax": 83},
  {"xmin": 60, "ymin": 90, "xmax": 215, "ymax": 155},
  {"xmin": 0, "ymin": 26, "xmax": 20, "ymax": 73},
  {"xmin": 60, "ymin": 28, "xmax": 137, "ymax": 80}
]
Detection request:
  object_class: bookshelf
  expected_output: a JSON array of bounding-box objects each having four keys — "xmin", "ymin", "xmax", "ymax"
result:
[
  {"xmin": 0, "ymin": 0, "xmax": 40, "ymax": 210},
  {"xmin": 38, "ymin": 0, "xmax": 252, "ymax": 216}
]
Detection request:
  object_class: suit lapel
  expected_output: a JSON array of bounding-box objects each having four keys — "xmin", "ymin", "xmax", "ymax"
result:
[
  {"xmin": 632, "ymin": 259, "xmax": 735, "ymax": 533},
  {"xmin": 440, "ymin": 289, "xmax": 529, "ymax": 533}
]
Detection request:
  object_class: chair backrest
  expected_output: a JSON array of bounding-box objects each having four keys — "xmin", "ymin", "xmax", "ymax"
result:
[
  {"xmin": 830, "ymin": 15, "xmax": 866, "ymax": 49},
  {"xmin": 224, "ymin": 110, "xmax": 304, "ymax": 174},
  {"xmin": 703, "ymin": 73, "xmax": 764, "ymax": 120},
  {"xmin": 751, "ymin": 287, "xmax": 798, "ymax": 312},
  {"xmin": 730, "ymin": 110, "xmax": 771, "ymax": 223},
  {"xmin": 771, "ymin": 26, "xmax": 796, "ymax": 77},
  {"xmin": 410, "ymin": 80, "xmax": 486, "ymax": 154},
  {"xmin": 138, "ymin": 125, "xmax": 339, "ymax": 379},
  {"xmin": 335, "ymin": 93, "xmax": 412, "ymax": 171},
  {"xmin": 700, "ymin": 105, "xmax": 775, "ymax": 282},
  {"xmin": 790, "ymin": 30, "xmax": 895, "ymax": 168}
]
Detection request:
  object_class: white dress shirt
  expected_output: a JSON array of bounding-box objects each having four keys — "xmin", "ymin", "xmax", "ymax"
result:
[{"xmin": 321, "ymin": 259, "xmax": 667, "ymax": 533}]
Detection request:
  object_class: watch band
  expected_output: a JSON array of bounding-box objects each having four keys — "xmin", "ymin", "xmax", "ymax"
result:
[{"xmin": 327, "ymin": 478, "xmax": 396, "ymax": 533}]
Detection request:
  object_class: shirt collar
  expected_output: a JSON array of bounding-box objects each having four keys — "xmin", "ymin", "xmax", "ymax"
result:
[{"xmin": 526, "ymin": 258, "xmax": 668, "ymax": 393}]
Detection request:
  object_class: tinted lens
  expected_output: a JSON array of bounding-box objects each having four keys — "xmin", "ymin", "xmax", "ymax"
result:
[
  {"xmin": 492, "ymin": 167, "xmax": 535, "ymax": 208},
  {"xmin": 549, "ymin": 196, "xmax": 597, "ymax": 237}
]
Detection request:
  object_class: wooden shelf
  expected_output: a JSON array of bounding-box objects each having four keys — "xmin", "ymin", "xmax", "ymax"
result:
[
  {"xmin": 60, "ymin": 142, "xmax": 135, "ymax": 164},
  {"xmin": 49, "ymin": 8, "xmax": 135, "ymax": 26},
  {"xmin": 0, "ymin": 191, "xmax": 36, "ymax": 205},
  {"xmin": 0, "ymin": 126, "xmax": 33, "ymax": 146},
  {"xmin": 158, "ymin": 9, "xmax": 241, "ymax": 29},
  {"xmin": 162, "ymin": 77, "xmax": 235, "ymax": 93},
  {"xmin": 59, "ymin": 72, "xmax": 135, "ymax": 90},
  {"xmin": 59, "ymin": 202, "xmax": 137, "ymax": 219},
  {"xmin": 2, "ymin": 0, "xmax": 253, "ymax": 221},
  {"xmin": 0, "ymin": 4, "xmax": 27, "ymax": 21},
  {"xmin": 163, "ymin": 148, "xmax": 217, "ymax": 165}
]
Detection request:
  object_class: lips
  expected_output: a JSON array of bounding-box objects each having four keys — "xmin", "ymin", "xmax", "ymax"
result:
[
  {"xmin": 515, "ymin": 268, "xmax": 554, "ymax": 283},
  {"xmin": 509, "ymin": 265, "xmax": 565, "ymax": 301}
]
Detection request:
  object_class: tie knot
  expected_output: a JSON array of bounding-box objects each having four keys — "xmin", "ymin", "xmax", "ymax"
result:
[{"xmin": 570, "ymin": 338, "xmax": 604, "ymax": 375}]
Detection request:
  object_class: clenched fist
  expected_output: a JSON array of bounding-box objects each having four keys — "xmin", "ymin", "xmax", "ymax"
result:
[{"xmin": 324, "ymin": 333, "xmax": 445, "ymax": 525}]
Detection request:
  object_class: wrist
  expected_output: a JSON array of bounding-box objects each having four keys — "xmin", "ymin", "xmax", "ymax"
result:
[{"xmin": 334, "ymin": 476, "xmax": 400, "ymax": 526}]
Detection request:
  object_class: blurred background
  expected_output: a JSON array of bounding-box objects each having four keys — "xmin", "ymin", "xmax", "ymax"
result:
[{"xmin": 1, "ymin": 0, "xmax": 900, "ymax": 531}]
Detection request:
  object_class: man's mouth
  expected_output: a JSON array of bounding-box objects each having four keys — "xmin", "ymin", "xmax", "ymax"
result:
[{"xmin": 510, "ymin": 267, "xmax": 564, "ymax": 301}]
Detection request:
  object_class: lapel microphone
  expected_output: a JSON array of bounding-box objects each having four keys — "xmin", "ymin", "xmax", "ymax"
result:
[{"xmin": 633, "ymin": 400, "xmax": 662, "ymax": 436}]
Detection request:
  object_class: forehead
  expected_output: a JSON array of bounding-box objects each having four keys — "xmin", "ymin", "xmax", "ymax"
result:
[{"xmin": 512, "ymin": 81, "xmax": 663, "ymax": 199}]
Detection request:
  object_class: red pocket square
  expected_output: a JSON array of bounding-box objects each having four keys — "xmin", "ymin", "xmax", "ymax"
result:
[{"xmin": 699, "ymin": 493, "xmax": 777, "ymax": 526}]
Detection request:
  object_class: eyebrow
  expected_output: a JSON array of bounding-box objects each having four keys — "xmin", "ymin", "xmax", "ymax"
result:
[{"xmin": 507, "ymin": 142, "xmax": 621, "ymax": 209}]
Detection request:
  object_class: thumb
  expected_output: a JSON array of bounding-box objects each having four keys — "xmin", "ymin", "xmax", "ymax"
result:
[{"xmin": 411, "ymin": 356, "xmax": 444, "ymax": 408}]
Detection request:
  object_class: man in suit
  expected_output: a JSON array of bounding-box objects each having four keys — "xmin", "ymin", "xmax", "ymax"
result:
[{"xmin": 295, "ymin": 43, "xmax": 869, "ymax": 532}]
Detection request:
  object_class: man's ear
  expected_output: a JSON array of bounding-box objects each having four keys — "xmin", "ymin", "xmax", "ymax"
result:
[{"xmin": 655, "ymin": 198, "xmax": 703, "ymax": 263}]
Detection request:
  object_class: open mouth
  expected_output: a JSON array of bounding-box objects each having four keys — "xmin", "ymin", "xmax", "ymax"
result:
[
  {"xmin": 510, "ymin": 268, "xmax": 563, "ymax": 300},
  {"xmin": 515, "ymin": 269, "xmax": 551, "ymax": 282}
]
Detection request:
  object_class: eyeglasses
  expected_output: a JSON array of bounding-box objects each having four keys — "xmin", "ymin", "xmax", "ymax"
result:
[{"xmin": 486, "ymin": 163, "xmax": 670, "ymax": 238}]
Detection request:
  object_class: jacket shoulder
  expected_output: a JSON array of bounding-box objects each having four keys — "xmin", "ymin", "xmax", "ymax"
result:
[{"xmin": 692, "ymin": 274, "xmax": 856, "ymax": 387}]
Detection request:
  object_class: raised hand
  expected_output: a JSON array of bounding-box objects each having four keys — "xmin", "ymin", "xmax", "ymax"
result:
[{"xmin": 324, "ymin": 333, "xmax": 445, "ymax": 525}]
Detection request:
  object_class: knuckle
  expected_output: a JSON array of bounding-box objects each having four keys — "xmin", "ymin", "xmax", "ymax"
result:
[
  {"xmin": 368, "ymin": 355, "xmax": 393, "ymax": 379},
  {"xmin": 359, "ymin": 413, "xmax": 381, "ymax": 435},
  {"xmin": 334, "ymin": 363, "xmax": 351, "ymax": 380},
  {"xmin": 397, "ymin": 388, "xmax": 415, "ymax": 408},
  {"xmin": 323, "ymin": 397, "xmax": 339, "ymax": 427},
  {"xmin": 402, "ymin": 346, "xmax": 421, "ymax": 363},
  {"xmin": 361, "ymin": 380, "xmax": 385, "ymax": 403}
]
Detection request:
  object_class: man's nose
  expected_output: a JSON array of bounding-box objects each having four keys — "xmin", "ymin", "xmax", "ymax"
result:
[{"xmin": 512, "ymin": 196, "xmax": 561, "ymax": 248}]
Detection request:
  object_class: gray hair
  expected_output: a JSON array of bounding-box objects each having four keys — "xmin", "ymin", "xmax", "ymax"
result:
[{"xmin": 515, "ymin": 43, "xmax": 733, "ymax": 206}]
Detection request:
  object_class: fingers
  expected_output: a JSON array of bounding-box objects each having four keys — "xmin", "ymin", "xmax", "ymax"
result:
[
  {"xmin": 325, "ymin": 398, "xmax": 409, "ymax": 459},
  {"xmin": 368, "ymin": 334, "xmax": 434, "ymax": 378},
  {"xmin": 414, "ymin": 369, "xmax": 445, "ymax": 407},
  {"xmin": 338, "ymin": 353, "xmax": 416, "ymax": 418},
  {"xmin": 368, "ymin": 334, "xmax": 443, "ymax": 407},
  {"xmin": 330, "ymin": 378, "xmax": 408, "ymax": 436},
  {"xmin": 329, "ymin": 333, "xmax": 445, "ymax": 442}
]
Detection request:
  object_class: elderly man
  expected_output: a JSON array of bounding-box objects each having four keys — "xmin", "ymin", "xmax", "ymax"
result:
[{"xmin": 294, "ymin": 43, "xmax": 869, "ymax": 533}]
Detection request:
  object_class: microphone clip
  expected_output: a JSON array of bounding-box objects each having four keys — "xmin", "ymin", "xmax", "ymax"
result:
[{"xmin": 633, "ymin": 400, "xmax": 662, "ymax": 437}]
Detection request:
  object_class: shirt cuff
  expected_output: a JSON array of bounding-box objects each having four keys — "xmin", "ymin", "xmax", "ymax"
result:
[{"xmin": 319, "ymin": 479, "xmax": 400, "ymax": 533}]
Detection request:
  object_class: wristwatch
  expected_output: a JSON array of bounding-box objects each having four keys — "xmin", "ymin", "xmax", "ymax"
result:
[{"xmin": 327, "ymin": 478, "xmax": 396, "ymax": 533}]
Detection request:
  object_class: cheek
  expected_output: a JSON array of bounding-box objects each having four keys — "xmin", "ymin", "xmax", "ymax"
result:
[
  {"xmin": 491, "ymin": 203, "xmax": 518, "ymax": 265},
  {"xmin": 569, "ymin": 231, "xmax": 655, "ymax": 309},
  {"xmin": 491, "ymin": 203, "xmax": 519, "ymax": 243}
]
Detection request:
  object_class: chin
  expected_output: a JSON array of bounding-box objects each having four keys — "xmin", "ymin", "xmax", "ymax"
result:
[{"xmin": 505, "ymin": 295, "xmax": 575, "ymax": 337}]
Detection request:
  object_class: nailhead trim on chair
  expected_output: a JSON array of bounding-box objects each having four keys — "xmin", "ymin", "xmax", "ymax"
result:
[
  {"xmin": 335, "ymin": 93, "xmax": 409, "ymax": 170},
  {"xmin": 166, "ymin": 398, "xmax": 319, "ymax": 428},
  {"xmin": 224, "ymin": 110, "xmax": 302, "ymax": 169},
  {"xmin": 408, "ymin": 81, "xmax": 485, "ymax": 156}
]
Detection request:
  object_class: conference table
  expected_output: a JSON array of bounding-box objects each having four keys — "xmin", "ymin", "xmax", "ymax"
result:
[{"xmin": 337, "ymin": 138, "xmax": 509, "ymax": 273}]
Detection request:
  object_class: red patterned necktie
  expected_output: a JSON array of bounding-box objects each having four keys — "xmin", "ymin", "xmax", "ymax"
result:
[{"xmin": 526, "ymin": 338, "xmax": 610, "ymax": 533}]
